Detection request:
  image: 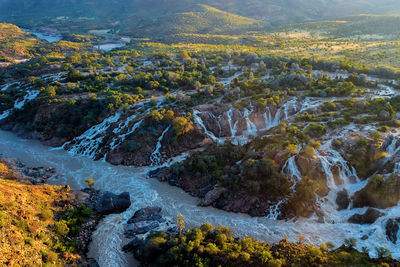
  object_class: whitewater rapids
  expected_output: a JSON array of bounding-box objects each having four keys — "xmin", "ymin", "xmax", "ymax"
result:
[{"xmin": 0, "ymin": 130, "xmax": 399, "ymax": 266}]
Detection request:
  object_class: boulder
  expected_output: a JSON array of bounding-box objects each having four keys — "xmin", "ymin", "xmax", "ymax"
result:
[
  {"xmin": 199, "ymin": 187, "xmax": 228, "ymax": 206},
  {"xmin": 69, "ymin": 190, "xmax": 90, "ymax": 205},
  {"xmin": 125, "ymin": 221, "xmax": 159, "ymax": 236},
  {"xmin": 336, "ymin": 190, "xmax": 350, "ymax": 210},
  {"xmin": 348, "ymin": 208, "xmax": 384, "ymax": 224},
  {"xmin": 128, "ymin": 207, "xmax": 163, "ymax": 224},
  {"xmin": 352, "ymin": 174, "xmax": 400, "ymax": 209},
  {"xmin": 386, "ymin": 218, "xmax": 400, "ymax": 244},
  {"xmin": 379, "ymin": 110, "xmax": 391, "ymax": 120},
  {"xmin": 95, "ymin": 192, "xmax": 131, "ymax": 215},
  {"xmin": 148, "ymin": 168, "xmax": 169, "ymax": 182}
]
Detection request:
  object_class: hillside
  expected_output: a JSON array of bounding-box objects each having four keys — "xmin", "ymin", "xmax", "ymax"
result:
[
  {"xmin": 126, "ymin": 4, "xmax": 264, "ymax": 36},
  {"xmin": 0, "ymin": 23, "xmax": 42, "ymax": 63},
  {"xmin": 292, "ymin": 15, "xmax": 400, "ymax": 39},
  {"xmin": 0, "ymin": 162, "xmax": 81, "ymax": 265},
  {"xmin": 1, "ymin": 0, "xmax": 400, "ymax": 36}
]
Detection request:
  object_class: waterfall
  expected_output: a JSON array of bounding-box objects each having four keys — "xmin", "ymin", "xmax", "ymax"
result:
[
  {"xmin": 299, "ymin": 97, "xmax": 322, "ymax": 113},
  {"xmin": 109, "ymin": 119, "xmax": 143, "ymax": 150},
  {"xmin": 64, "ymin": 112, "xmax": 121, "ymax": 159},
  {"xmin": 282, "ymin": 156, "xmax": 302, "ymax": 190},
  {"xmin": 266, "ymin": 199, "xmax": 285, "ymax": 220},
  {"xmin": 193, "ymin": 110, "xmax": 224, "ymax": 144},
  {"xmin": 227, "ymin": 108, "xmax": 238, "ymax": 138},
  {"xmin": 150, "ymin": 126, "xmax": 170, "ymax": 166},
  {"xmin": 14, "ymin": 90, "xmax": 40, "ymax": 109},
  {"xmin": 284, "ymin": 97, "xmax": 298, "ymax": 119},
  {"xmin": 0, "ymin": 90, "xmax": 40, "ymax": 121},
  {"xmin": 382, "ymin": 133, "xmax": 400, "ymax": 166},
  {"xmin": 244, "ymin": 107, "xmax": 257, "ymax": 137},
  {"xmin": 267, "ymin": 147, "xmax": 302, "ymax": 219},
  {"xmin": 314, "ymin": 137, "xmax": 368, "ymax": 223},
  {"xmin": 209, "ymin": 112, "xmax": 223, "ymax": 137},
  {"xmin": 1, "ymin": 82, "xmax": 20, "ymax": 92}
]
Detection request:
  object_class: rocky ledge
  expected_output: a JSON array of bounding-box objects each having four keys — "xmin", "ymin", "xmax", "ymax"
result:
[
  {"xmin": 122, "ymin": 206, "xmax": 176, "ymax": 260},
  {"xmin": 71, "ymin": 188, "xmax": 132, "ymax": 260}
]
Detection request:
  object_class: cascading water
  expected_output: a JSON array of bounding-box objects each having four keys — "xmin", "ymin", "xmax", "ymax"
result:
[
  {"xmin": 3, "ymin": 117, "xmax": 400, "ymax": 263},
  {"xmin": 150, "ymin": 126, "xmax": 171, "ymax": 166},
  {"xmin": 1, "ymin": 81, "xmax": 20, "ymax": 92},
  {"xmin": 109, "ymin": 120, "xmax": 143, "ymax": 151},
  {"xmin": 3, "ymin": 69, "xmax": 400, "ymax": 265},
  {"xmin": 209, "ymin": 112, "xmax": 223, "ymax": 137},
  {"xmin": 282, "ymin": 156, "xmax": 302, "ymax": 189},
  {"xmin": 284, "ymin": 97, "xmax": 298, "ymax": 119},
  {"xmin": 0, "ymin": 89, "xmax": 40, "ymax": 120},
  {"xmin": 227, "ymin": 108, "xmax": 238, "ymax": 138},
  {"xmin": 14, "ymin": 90, "xmax": 40, "ymax": 109},
  {"xmin": 243, "ymin": 107, "xmax": 257, "ymax": 137},
  {"xmin": 64, "ymin": 112, "xmax": 121, "ymax": 158},
  {"xmin": 193, "ymin": 110, "xmax": 224, "ymax": 144},
  {"xmin": 267, "ymin": 147, "xmax": 302, "ymax": 220}
]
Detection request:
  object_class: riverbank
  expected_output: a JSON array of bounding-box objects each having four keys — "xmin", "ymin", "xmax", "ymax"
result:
[
  {"xmin": 0, "ymin": 155, "xmax": 132, "ymax": 266},
  {"xmin": 2, "ymin": 129, "xmax": 400, "ymax": 265}
]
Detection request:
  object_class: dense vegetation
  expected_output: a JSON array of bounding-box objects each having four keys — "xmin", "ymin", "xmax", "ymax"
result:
[
  {"xmin": 0, "ymin": 161, "xmax": 91, "ymax": 266},
  {"xmin": 2, "ymin": 0, "xmax": 400, "ymax": 36},
  {"xmin": 2, "ymin": 9, "xmax": 400, "ymax": 264},
  {"xmin": 137, "ymin": 223, "xmax": 397, "ymax": 267}
]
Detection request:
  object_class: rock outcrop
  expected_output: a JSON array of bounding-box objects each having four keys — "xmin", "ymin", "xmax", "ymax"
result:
[
  {"xmin": 123, "ymin": 207, "xmax": 175, "ymax": 259},
  {"xmin": 386, "ymin": 218, "xmax": 400, "ymax": 244},
  {"xmin": 336, "ymin": 190, "xmax": 350, "ymax": 210},
  {"xmin": 348, "ymin": 208, "xmax": 384, "ymax": 224},
  {"xmin": 94, "ymin": 191, "xmax": 131, "ymax": 215}
]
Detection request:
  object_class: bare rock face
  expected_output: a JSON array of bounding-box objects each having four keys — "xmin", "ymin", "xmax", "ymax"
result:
[
  {"xmin": 69, "ymin": 190, "xmax": 90, "ymax": 205},
  {"xmin": 128, "ymin": 207, "xmax": 163, "ymax": 224},
  {"xmin": 296, "ymin": 155, "xmax": 328, "ymax": 196},
  {"xmin": 386, "ymin": 218, "xmax": 400, "ymax": 244},
  {"xmin": 352, "ymin": 174, "xmax": 400, "ymax": 209},
  {"xmin": 199, "ymin": 187, "xmax": 228, "ymax": 206},
  {"xmin": 348, "ymin": 208, "xmax": 384, "ymax": 224},
  {"xmin": 336, "ymin": 190, "xmax": 350, "ymax": 210},
  {"xmin": 94, "ymin": 191, "xmax": 131, "ymax": 215}
]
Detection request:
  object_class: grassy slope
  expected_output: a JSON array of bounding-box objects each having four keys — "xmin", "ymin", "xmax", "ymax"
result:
[
  {"xmin": 0, "ymin": 23, "xmax": 42, "ymax": 62},
  {"xmin": 0, "ymin": 162, "xmax": 79, "ymax": 266},
  {"xmin": 123, "ymin": 4, "xmax": 265, "ymax": 36},
  {"xmin": 2, "ymin": 0, "xmax": 400, "ymax": 28},
  {"xmin": 287, "ymin": 14, "xmax": 400, "ymax": 38}
]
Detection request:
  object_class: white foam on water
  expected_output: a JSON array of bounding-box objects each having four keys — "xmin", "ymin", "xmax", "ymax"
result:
[
  {"xmin": 150, "ymin": 126, "xmax": 171, "ymax": 166},
  {"xmin": 193, "ymin": 110, "xmax": 224, "ymax": 144},
  {"xmin": 2, "ymin": 125, "xmax": 400, "ymax": 265},
  {"xmin": 243, "ymin": 107, "xmax": 257, "ymax": 137},
  {"xmin": 64, "ymin": 112, "xmax": 122, "ymax": 158},
  {"xmin": 0, "ymin": 90, "xmax": 40, "ymax": 121}
]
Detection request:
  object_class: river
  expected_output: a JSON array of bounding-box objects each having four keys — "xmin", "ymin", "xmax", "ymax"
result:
[{"xmin": 1, "ymin": 129, "xmax": 400, "ymax": 265}]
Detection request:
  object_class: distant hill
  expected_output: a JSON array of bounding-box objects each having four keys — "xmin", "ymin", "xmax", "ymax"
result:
[
  {"xmin": 287, "ymin": 14, "xmax": 400, "ymax": 39},
  {"xmin": 1, "ymin": 0, "xmax": 400, "ymax": 36},
  {"xmin": 124, "ymin": 4, "xmax": 264, "ymax": 36},
  {"xmin": 0, "ymin": 23, "xmax": 41, "ymax": 62}
]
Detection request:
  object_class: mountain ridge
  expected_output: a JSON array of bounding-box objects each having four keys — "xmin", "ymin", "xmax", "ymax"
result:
[{"xmin": 2, "ymin": 0, "xmax": 400, "ymax": 36}]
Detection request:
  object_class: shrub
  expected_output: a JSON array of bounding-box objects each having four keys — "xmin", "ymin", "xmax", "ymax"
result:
[
  {"xmin": 0, "ymin": 163, "xmax": 9, "ymax": 176},
  {"xmin": 302, "ymin": 145, "xmax": 315, "ymax": 158},
  {"xmin": 39, "ymin": 208, "xmax": 54, "ymax": 221},
  {"xmin": 172, "ymin": 116, "xmax": 194, "ymax": 136},
  {"xmin": 304, "ymin": 123, "xmax": 326, "ymax": 138},
  {"xmin": 55, "ymin": 220, "xmax": 69, "ymax": 236}
]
